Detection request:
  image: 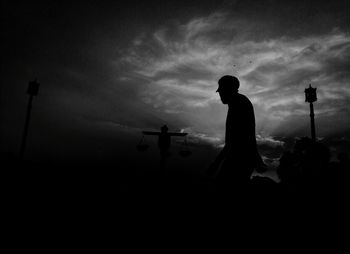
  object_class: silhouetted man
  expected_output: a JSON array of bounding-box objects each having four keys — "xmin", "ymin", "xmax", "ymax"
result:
[{"xmin": 207, "ymin": 75, "xmax": 266, "ymax": 194}]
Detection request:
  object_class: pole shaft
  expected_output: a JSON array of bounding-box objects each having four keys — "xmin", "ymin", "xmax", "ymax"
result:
[
  {"xmin": 310, "ymin": 102, "xmax": 316, "ymax": 142},
  {"xmin": 20, "ymin": 95, "xmax": 34, "ymax": 160},
  {"xmin": 160, "ymin": 150, "xmax": 166, "ymax": 173}
]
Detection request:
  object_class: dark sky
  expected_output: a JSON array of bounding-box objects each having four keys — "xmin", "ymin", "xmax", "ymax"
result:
[{"xmin": 1, "ymin": 0, "xmax": 350, "ymax": 174}]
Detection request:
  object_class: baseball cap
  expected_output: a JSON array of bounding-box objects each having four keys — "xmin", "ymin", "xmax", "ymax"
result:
[{"xmin": 216, "ymin": 75, "xmax": 240, "ymax": 92}]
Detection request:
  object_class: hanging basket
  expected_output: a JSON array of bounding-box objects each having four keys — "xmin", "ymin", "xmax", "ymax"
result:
[
  {"xmin": 136, "ymin": 135, "xmax": 149, "ymax": 152},
  {"xmin": 178, "ymin": 137, "xmax": 192, "ymax": 157}
]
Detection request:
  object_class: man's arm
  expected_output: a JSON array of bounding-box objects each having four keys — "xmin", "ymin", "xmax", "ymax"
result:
[{"xmin": 255, "ymin": 149, "xmax": 268, "ymax": 173}]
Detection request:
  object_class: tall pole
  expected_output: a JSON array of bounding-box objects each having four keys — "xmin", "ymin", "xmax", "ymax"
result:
[
  {"xmin": 309, "ymin": 102, "xmax": 316, "ymax": 142},
  {"xmin": 305, "ymin": 84, "xmax": 317, "ymax": 142},
  {"xmin": 20, "ymin": 95, "xmax": 34, "ymax": 160},
  {"xmin": 20, "ymin": 79, "xmax": 40, "ymax": 161},
  {"xmin": 160, "ymin": 150, "xmax": 167, "ymax": 173}
]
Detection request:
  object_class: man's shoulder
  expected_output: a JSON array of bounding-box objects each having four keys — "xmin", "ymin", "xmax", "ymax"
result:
[{"xmin": 237, "ymin": 93, "xmax": 253, "ymax": 105}]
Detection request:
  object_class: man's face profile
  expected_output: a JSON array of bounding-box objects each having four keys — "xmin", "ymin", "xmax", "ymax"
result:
[{"xmin": 218, "ymin": 89, "xmax": 231, "ymax": 104}]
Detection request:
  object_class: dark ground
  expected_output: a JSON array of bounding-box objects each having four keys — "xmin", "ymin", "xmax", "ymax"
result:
[{"xmin": 4, "ymin": 157, "xmax": 349, "ymax": 250}]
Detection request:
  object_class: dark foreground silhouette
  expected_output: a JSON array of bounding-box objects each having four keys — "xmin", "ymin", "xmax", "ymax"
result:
[
  {"xmin": 4, "ymin": 138, "xmax": 349, "ymax": 240},
  {"xmin": 7, "ymin": 144, "xmax": 348, "ymax": 213}
]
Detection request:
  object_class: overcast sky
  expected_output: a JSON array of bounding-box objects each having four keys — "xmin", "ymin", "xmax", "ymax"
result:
[{"xmin": 1, "ymin": 0, "xmax": 350, "ymax": 169}]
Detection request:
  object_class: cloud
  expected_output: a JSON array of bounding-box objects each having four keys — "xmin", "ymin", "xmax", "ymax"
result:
[
  {"xmin": 257, "ymin": 135, "xmax": 285, "ymax": 148},
  {"xmin": 116, "ymin": 11, "xmax": 350, "ymax": 141},
  {"xmin": 178, "ymin": 126, "xmax": 224, "ymax": 148}
]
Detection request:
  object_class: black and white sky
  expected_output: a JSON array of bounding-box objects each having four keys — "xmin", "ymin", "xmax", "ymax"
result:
[{"xmin": 1, "ymin": 0, "xmax": 350, "ymax": 169}]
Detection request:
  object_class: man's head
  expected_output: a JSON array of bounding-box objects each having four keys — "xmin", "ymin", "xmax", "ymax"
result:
[{"xmin": 217, "ymin": 75, "xmax": 240, "ymax": 104}]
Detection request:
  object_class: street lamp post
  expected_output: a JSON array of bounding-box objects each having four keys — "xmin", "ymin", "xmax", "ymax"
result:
[
  {"xmin": 20, "ymin": 79, "xmax": 40, "ymax": 160},
  {"xmin": 304, "ymin": 84, "xmax": 317, "ymax": 142}
]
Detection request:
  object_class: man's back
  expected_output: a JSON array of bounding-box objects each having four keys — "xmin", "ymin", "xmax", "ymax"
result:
[{"xmin": 225, "ymin": 93, "xmax": 257, "ymax": 163}]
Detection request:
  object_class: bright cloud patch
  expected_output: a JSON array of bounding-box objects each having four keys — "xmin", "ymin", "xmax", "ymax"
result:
[{"xmin": 117, "ymin": 11, "xmax": 350, "ymax": 143}]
